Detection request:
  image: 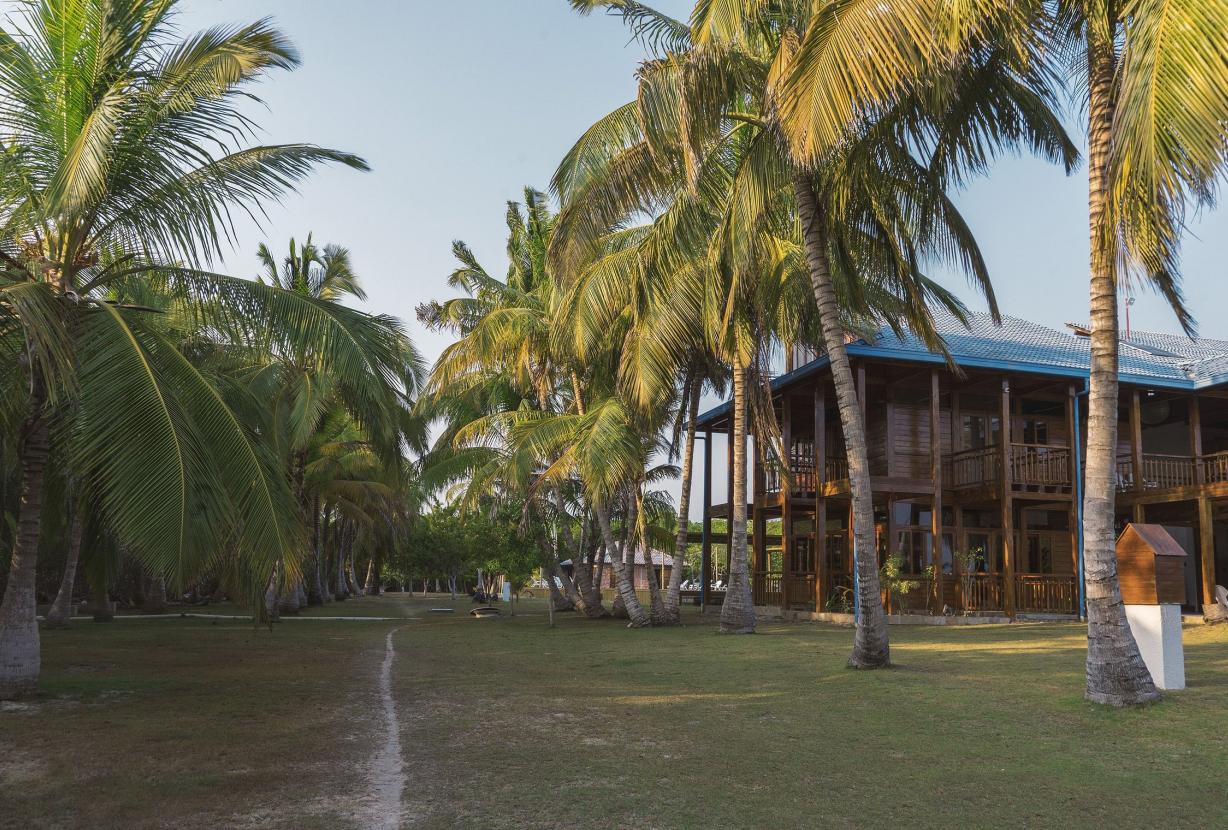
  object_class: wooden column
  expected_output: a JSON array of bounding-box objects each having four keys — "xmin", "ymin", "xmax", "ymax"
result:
[
  {"xmin": 726, "ymin": 424, "xmax": 735, "ymax": 580},
  {"xmin": 885, "ymin": 496, "xmax": 897, "ymax": 614},
  {"xmin": 781, "ymin": 396, "xmax": 793, "ymax": 611},
  {"xmin": 857, "ymin": 363, "xmax": 867, "ymax": 416},
  {"xmin": 753, "ymin": 434, "xmax": 766, "ymax": 603},
  {"xmin": 930, "ymin": 370, "xmax": 944, "ymax": 611},
  {"xmin": 1066, "ymin": 385, "xmax": 1080, "ymax": 577},
  {"xmin": 1131, "ymin": 389, "xmax": 1144, "ymax": 492},
  {"xmin": 1191, "ymin": 396, "xmax": 1204, "ymax": 484},
  {"xmin": 1001, "ymin": 377, "xmax": 1015, "ymax": 616},
  {"xmin": 815, "ymin": 384, "xmax": 827, "ymax": 609},
  {"xmin": 701, "ymin": 430, "xmax": 713, "ymax": 611},
  {"xmin": 1198, "ymin": 496, "xmax": 1216, "ymax": 609}
]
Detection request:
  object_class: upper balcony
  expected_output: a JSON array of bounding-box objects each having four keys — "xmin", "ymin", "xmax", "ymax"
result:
[
  {"xmin": 764, "ymin": 441, "xmax": 1073, "ymax": 498},
  {"xmin": 948, "ymin": 443, "xmax": 1073, "ymax": 493},
  {"xmin": 1115, "ymin": 450, "xmax": 1228, "ymax": 492}
]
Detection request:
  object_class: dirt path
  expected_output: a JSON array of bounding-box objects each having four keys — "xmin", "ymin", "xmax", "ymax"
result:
[{"xmin": 375, "ymin": 627, "xmax": 406, "ymax": 829}]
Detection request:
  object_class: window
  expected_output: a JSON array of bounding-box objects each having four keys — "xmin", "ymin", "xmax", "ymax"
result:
[
  {"xmin": 1025, "ymin": 535, "xmax": 1055, "ymax": 573},
  {"xmin": 963, "ymin": 532, "xmax": 1004, "ymax": 573},
  {"xmin": 1022, "ymin": 418, "xmax": 1048, "ymax": 445},
  {"xmin": 962, "ymin": 414, "xmax": 1001, "ymax": 449}
]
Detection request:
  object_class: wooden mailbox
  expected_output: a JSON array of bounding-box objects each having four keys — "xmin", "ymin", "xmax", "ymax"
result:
[{"xmin": 1115, "ymin": 523, "xmax": 1187, "ymax": 606}]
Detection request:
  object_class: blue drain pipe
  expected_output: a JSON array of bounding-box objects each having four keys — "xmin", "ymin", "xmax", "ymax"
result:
[{"xmin": 1074, "ymin": 382, "xmax": 1088, "ymax": 621}]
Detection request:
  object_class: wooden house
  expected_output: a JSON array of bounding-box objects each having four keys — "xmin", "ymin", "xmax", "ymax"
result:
[{"xmin": 693, "ymin": 312, "xmax": 1227, "ymax": 619}]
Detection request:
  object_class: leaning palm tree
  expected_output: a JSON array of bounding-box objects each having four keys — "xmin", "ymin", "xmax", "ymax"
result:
[
  {"xmin": 566, "ymin": 1, "xmax": 1075, "ymax": 657},
  {"xmin": 0, "ymin": 0, "xmax": 382, "ymax": 699}
]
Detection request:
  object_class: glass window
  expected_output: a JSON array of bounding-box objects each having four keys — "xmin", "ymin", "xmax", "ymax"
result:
[{"xmin": 962, "ymin": 414, "xmax": 1001, "ymax": 449}]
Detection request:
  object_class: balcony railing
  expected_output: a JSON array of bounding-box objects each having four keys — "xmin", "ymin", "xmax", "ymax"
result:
[
  {"xmin": 1117, "ymin": 453, "xmax": 1199, "ymax": 490},
  {"xmin": 764, "ymin": 458, "xmax": 850, "ymax": 494},
  {"xmin": 950, "ymin": 443, "xmax": 1071, "ymax": 490}
]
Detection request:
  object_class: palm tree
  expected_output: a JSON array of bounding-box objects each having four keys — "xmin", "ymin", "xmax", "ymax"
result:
[
  {"xmin": 1049, "ymin": 0, "xmax": 1228, "ymax": 705},
  {"xmin": 246, "ymin": 235, "xmax": 421, "ymax": 610},
  {"xmin": 565, "ymin": 2, "xmax": 1075, "ymax": 655},
  {"xmin": 773, "ymin": 0, "xmax": 1228, "ymax": 703},
  {"xmin": 0, "ymin": 0, "xmax": 383, "ymax": 699}
]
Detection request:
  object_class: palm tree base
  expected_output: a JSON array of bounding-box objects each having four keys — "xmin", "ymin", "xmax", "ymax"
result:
[
  {"xmin": 1084, "ymin": 689, "xmax": 1162, "ymax": 707},
  {"xmin": 846, "ymin": 655, "xmax": 892, "ymax": 669}
]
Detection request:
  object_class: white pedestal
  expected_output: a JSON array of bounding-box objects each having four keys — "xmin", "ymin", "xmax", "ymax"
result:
[{"xmin": 1124, "ymin": 604, "xmax": 1185, "ymax": 690}]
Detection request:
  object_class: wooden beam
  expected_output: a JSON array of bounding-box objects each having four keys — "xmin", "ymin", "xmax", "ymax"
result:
[
  {"xmin": 1131, "ymin": 389, "xmax": 1144, "ymax": 493},
  {"xmin": 781, "ymin": 394, "xmax": 793, "ymax": 611},
  {"xmin": 1191, "ymin": 396, "xmax": 1204, "ymax": 485},
  {"xmin": 1067, "ymin": 385, "xmax": 1079, "ymax": 579},
  {"xmin": 815, "ymin": 384, "xmax": 826, "ymax": 611},
  {"xmin": 857, "ymin": 363, "xmax": 866, "ymax": 418},
  {"xmin": 1001, "ymin": 377, "xmax": 1015, "ymax": 617},
  {"xmin": 930, "ymin": 369, "xmax": 944, "ymax": 611},
  {"xmin": 701, "ymin": 430, "xmax": 713, "ymax": 611},
  {"xmin": 1199, "ymin": 496, "xmax": 1216, "ymax": 610}
]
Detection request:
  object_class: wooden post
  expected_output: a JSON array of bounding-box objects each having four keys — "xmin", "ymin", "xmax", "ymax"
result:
[
  {"xmin": 1067, "ymin": 385, "xmax": 1080, "ymax": 580},
  {"xmin": 857, "ymin": 363, "xmax": 867, "ymax": 417},
  {"xmin": 1001, "ymin": 377, "xmax": 1015, "ymax": 616},
  {"xmin": 1133, "ymin": 503, "xmax": 1146, "ymax": 524},
  {"xmin": 930, "ymin": 370, "xmax": 944, "ymax": 611},
  {"xmin": 1131, "ymin": 389, "xmax": 1144, "ymax": 492},
  {"xmin": 781, "ymin": 396, "xmax": 793, "ymax": 611},
  {"xmin": 886, "ymin": 496, "xmax": 897, "ymax": 614},
  {"xmin": 701, "ymin": 430, "xmax": 713, "ymax": 611},
  {"xmin": 1191, "ymin": 395, "xmax": 1204, "ymax": 484},
  {"xmin": 1198, "ymin": 496, "xmax": 1216, "ymax": 610},
  {"xmin": 815, "ymin": 384, "xmax": 826, "ymax": 609},
  {"xmin": 753, "ymin": 434, "xmax": 766, "ymax": 604}
]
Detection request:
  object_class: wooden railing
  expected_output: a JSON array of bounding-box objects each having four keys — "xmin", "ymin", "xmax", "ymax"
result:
[
  {"xmin": 764, "ymin": 454, "xmax": 848, "ymax": 495},
  {"xmin": 1010, "ymin": 444, "xmax": 1071, "ymax": 487},
  {"xmin": 956, "ymin": 573, "xmax": 1005, "ymax": 613},
  {"xmin": 1204, "ymin": 451, "xmax": 1228, "ymax": 484},
  {"xmin": 784, "ymin": 574, "xmax": 816, "ymax": 610},
  {"xmin": 950, "ymin": 446, "xmax": 999, "ymax": 489},
  {"xmin": 1014, "ymin": 574, "xmax": 1077, "ymax": 614},
  {"xmin": 753, "ymin": 571, "xmax": 782, "ymax": 606},
  {"xmin": 1117, "ymin": 453, "xmax": 1199, "ymax": 490}
]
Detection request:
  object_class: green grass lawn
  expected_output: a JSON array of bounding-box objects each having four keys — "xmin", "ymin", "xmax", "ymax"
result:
[{"xmin": 4, "ymin": 596, "xmax": 1227, "ymax": 829}]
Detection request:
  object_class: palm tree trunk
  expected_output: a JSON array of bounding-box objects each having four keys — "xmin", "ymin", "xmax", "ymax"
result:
[
  {"xmin": 635, "ymin": 490, "xmax": 668, "ymax": 625},
  {"xmin": 720, "ymin": 364, "xmax": 756, "ymax": 633},
  {"xmin": 664, "ymin": 378, "xmax": 701, "ymax": 624},
  {"xmin": 554, "ymin": 491, "xmax": 606, "ymax": 617},
  {"xmin": 307, "ymin": 495, "xmax": 325, "ymax": 606},
  {"xmin": 596, "ymin": 503, "xmax": 650, "ymax": 627},
  {"xmin": 45, "ymin": 508, "xmax": 85, "ymax": 628},
  {"xmin": 0, "ymin": 400, "xmax": 50, "ymax": 699},
  {"xmin": 1082, "ymin": 32, "xmax": 1159, "ymax": 706},
  {"xmin": 794, "ymin": 173, "xmax": 889, "ymax": 666}
]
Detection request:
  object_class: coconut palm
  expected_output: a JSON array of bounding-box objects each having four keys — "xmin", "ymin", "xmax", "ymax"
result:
[
  {"xmin": 244, "ymin": 235, "xmax": 422, "ymax": 610},
  {"xmin": 568, "ymin": 0, "xmax": 1077, "ymax": 659},
  {"xmin": 771, "ymin": 0, "xmax": 1228, "ymax": 702},
  {"xmin": 0, "ymin": 0, "xmax": 387, "ymax": 699},
  {"xmin": 1049, "ymin": 0, "xmax": 1228, "ymax": 705}
]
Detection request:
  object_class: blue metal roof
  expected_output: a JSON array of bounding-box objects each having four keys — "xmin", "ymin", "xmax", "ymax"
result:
[{"xmin": 697, "ymin": 310, "xmax": 1228, "ymax": 427}]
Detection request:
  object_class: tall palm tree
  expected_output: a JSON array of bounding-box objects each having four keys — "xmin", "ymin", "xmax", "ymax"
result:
[
  {"xmin": 565, "ymin": 1, "xmax": 1074, "ymax": 656},
  {"xmin": 246, "ymin": 235, "xmax": 421, "ymax": 610},
  {"xmin": 1051, "ymin": 0, "xmax": 1228, "ymax": 705},
  {"xmin": 775, "ymin": 0, "xmax": 1228, "ymax": 703},
  {"xmin": 0, "ymin": 0, "xmax": 380, "ymax": 699}
]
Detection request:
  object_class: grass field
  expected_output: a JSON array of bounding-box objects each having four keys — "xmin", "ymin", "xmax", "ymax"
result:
[{"xmin": 3, "ymin": 596, "xmax": 1227, "ymax": 829}]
